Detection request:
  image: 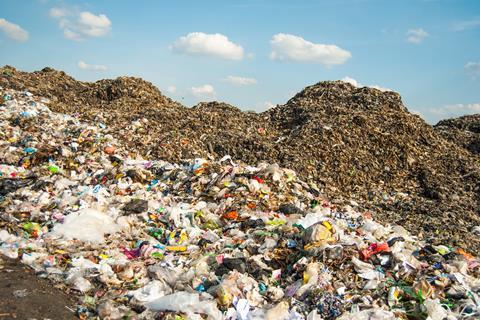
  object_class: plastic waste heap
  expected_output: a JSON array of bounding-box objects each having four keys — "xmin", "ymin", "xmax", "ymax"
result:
[{"xmin": 0, "ymin": 88, "xmax": 479, "ymax": 319}]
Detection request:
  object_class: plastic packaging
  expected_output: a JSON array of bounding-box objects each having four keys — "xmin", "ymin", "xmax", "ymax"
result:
[
  {"xmin": 50, "ymin": 208, "xmax": 120, "ymax": 243},
  {"xmin": 146, "ymin": 292, "xmax": 222, "ymax": 320}
]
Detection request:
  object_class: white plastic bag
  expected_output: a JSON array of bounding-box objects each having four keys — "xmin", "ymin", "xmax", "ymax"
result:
[
  {"xmin": 337, "ymin": 309, "xmax": 396, "ymax": 320},
  {"xmin": 146, "ymin": 291, "xmax": 222, "ymax": 320},
  {"xmin": 50, "ymin": 208, "xmax": 119, "ymax": 243},
  {"xmin": 424, "ymin": 299, "xmax": 448, "ymax": 320},
  {"xmin": 129, "ymin": 280, "xmax": 172, "ymax": 303}
]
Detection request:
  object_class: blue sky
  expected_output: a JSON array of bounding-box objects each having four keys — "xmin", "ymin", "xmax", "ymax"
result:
[{"xmin": 0, "ymin": 0, "xmax": 479, "ymax": 123}]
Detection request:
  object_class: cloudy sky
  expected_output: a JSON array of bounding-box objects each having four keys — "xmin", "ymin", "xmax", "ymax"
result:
[{"xmin": 0, "ymin": 0, "xmax": 479, "ymax": 123}]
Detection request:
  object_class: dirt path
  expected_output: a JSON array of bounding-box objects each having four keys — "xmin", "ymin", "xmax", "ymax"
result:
[{"xmin": 0, "ymin": 257, "xmax": 76, "ymax": 320}]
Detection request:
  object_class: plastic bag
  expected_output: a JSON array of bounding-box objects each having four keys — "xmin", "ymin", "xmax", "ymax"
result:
[
  {"xmin": 146, "ymin": 291, "xmax": 222, "ymax": 320},
  {"xmin": 337, "ymin": 309, "xmax": 396, "ymax": 320},
  {"xmin": 50, "ymin": 208, "xmax": 119, "ymax": 243},
  {"xmin": 424, "ymin": 299, "xmax": 448, "ymax": 320},
  {"xmin": 128, "ymin": 280, "xmax": 172, "ymax": 303}
]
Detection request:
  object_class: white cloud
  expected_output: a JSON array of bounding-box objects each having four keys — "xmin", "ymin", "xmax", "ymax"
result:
[
  {"xmin": 411, "ymin": 103, "xmax": 480, "ymax": 123},
  {"xmin": 78, "ymin": 11, "xmax": 111, "ymax": 37},
  {"xmin": 410, "ymin": 109, "xmax": 424, "ymax": 117},
  {"xmin": 429, "ymin": 103, "xmax": 480, "ymax": 116},
  {"xmin": 224, "ymin": 75, "xmax": 257, "ymax": 86},
  {"xmin": 49, "ymin": 8, "xmax": 111, "ymax": 41},
  {"xmin": 406, "ymin": 28, "xmax": 429, "ymax": 44},
  {"xmin": 269, "ymin": 33, "xmax": 351, "ymax": 66},
  {"xmin": 256, "ymin": 101, "xmax": 277, "ymax": 111},
  {"xmin": 264, "ymin": 101, "xmax": 276, "ymax": 109},
  {"xmin": 166, "ymin": 86, "xmax": 177, "ymax": 93},
  {"xmin": 191, "ymin": 84, "xmax": 216, "ymax": 99},
  {"xmin": 452, "ymin": 17, "xmax": 480, "ymax": 31},
  {"xmin": 341, "ymin": 76, "xmax": 392, "ymax": 92},
  {"xmin": 49, "ymin": 7, "xmax": 68, "ymax": 18},
  {"xmin": 64, "ymin": 29, "xmax": 82, "ymax": 41},
  {"xmin": 0, "ymin": 18, "xmax": 29, "ymax": 42},
  {"xmin": 369, "ymin": 84, "xmax": 392, "ymax": 92},
  {"xmin": 170, "ymin": 32, "xmax": 244, "ymax": 60},
  {"xmin": 341, "ymin": 76, "xmax": 359, "ymax": 87},
  {"xmin": 77, "ymin": 60, "xmax": 107, "ymax": 71},
  {"xmin": 465, "ymin": 62, "xmax": 480, "ymax": 79}
]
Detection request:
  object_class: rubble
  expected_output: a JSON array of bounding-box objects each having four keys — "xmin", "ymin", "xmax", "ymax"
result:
[{"xmin": 1, "ymin": 88, "xmax": 479, "ymax": 319}]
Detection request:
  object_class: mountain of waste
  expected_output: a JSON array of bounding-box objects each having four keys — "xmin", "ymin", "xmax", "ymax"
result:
[
  {"xmin": 0, "ymin": 65, "xmax": 479, "ymax": 255},
  {"xmin": 1, "ymin": 87, "xmax": 480, "ymax": 320},
  {"xmin": 435, "ymin": 114, "xmax": 480, "ymax": 156}
]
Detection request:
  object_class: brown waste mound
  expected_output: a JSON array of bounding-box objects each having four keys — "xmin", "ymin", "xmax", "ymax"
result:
[
  {"xmin": 435, "ymin": 114, "xmax": 480, "ymax": 156},
  {"xmin": 0, "ymin": 66, "xmax": 278, "ymax": 163},
  {"xmin": 1, "ymin": 66, "xmax": 479, "ymax": 252},
  {"xmin": 0, "ymin": 66, "xmax": 181, "ymax": 110},
  {"xmin": 267, "ymin": 81, "xmax": 479, "ymax": 250},
  {"xmin": 267, "ymin": 81, "xmax": 478, "ymax": 196}
]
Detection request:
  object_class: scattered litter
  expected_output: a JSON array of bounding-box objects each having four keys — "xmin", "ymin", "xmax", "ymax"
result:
[{"xmin": 0, "ymin": 83, "xmax": 479, "ymax": 319}]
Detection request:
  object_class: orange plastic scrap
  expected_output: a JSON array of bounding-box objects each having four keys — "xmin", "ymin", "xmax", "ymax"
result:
[
  {"xmin": 363, "ymin": 211, "xmax": 373, "ymax": 220},
  {"xmin": 247, "ymin": 202, "xmax": 256, "ymax": 209},
  {"xmin": 457, "ymin": 248, "xmax": 475, "ymax": 261},
  {"xmin": 21, "ymin": 159, "xmax": 30, "ymax": 168},
  {"xmin": 232, "ymin": 238, "xmax": 245, "ymax": 245},
  {"xmin": 223, "ymin": 210, "xmax": 239, "ymax": 220},
  {"xmin": 194, "ymin": 167, "xmax": 205, "ymax": 175},
  {"xmin": 104, "ymin": 145, "xmax": 116, "ymax": 154}
]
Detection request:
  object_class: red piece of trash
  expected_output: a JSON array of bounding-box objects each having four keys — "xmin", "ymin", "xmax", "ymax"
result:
[
  {"xmin": 360, "ymin": 242, "xmax": 390, "ymax": 260},
  {"xmin": 252, "ymin": 176, "xmax": 264, "ymax": 184}
]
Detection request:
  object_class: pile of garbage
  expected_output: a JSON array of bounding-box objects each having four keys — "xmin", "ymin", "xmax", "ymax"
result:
[
  {"xmin": 1, "ymin": 66, "xmax": 479, "ymax": 253},
  {"xmin": 2, "ymin": 89, "xmax": 480, "ymax": 319},
  {"xmin": 267, "ymin": 82, "xmax": 480, "ymax": 253},
  {"xmin": 434, "ymin": 114, "xmax": 480, "ymax": 156}
]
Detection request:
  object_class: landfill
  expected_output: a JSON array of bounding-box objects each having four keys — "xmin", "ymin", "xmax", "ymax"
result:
[
  {"xmin": 1, "ymin": 87, "xmax": 480, "ymax": 319},
  {"xmin": 1, "ymin": 66, "xmax": 479, "ymax": 254},
  {"xmin": 435, "ymin": 114, "xmax": 480, "ymax": 156}
]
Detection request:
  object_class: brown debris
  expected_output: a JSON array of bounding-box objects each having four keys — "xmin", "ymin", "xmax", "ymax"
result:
[{"xmin": 434, "ymin": 114, "xmax": 480, "ymax": 156}]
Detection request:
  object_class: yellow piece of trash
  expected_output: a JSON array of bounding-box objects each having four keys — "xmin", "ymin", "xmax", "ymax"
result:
[
  {"xmin": 322, "ymin": 221, "xmax": 333, "ymax": 230},
  {"xmin": 166, "ymin": 245, "xmax": 187, "ymax": 252},
  {"xmin": 266, "ymin": 219, "xmax": 286, "ymax": 226},
  {"xmin": 179, "ymin": 230, "xmax": 188, "ymax": 243},
  {"xmin": 303, "ymin": 271, "xmax": 310, "ymax": 284},
  {"xmin": 216, "ymin": 286, "xmax": 233, "ymax": 306}
]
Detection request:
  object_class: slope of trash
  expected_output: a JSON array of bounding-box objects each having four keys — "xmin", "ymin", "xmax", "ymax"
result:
[
  {"xmin": 266, "ymin": 81, "xmax": 480, "ymax": 253},
  {"xmin": 434, "ymin": 114, "xmax": 480, "ymax": 156},
  {"xmin": 1, "ymin": 89, "xmax": 480, "ymax": 319},
  {"xmin": 1, "ymin": 66, "xmax": 479, "ymax": 253}
]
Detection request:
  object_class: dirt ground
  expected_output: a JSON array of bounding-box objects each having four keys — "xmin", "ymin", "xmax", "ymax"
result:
[{"xmin": 0, "ymin": 257, "xmax": 76, "ymax": 320}]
